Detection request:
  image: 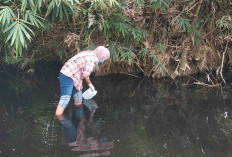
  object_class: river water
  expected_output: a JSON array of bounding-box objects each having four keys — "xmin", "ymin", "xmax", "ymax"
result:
[{"xmin": 1, "ymin": 68, "xmax": 232, "ymax": 157}]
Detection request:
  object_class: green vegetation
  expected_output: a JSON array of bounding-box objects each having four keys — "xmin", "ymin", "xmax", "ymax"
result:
[{"xmin": 0, "ymin": 0, "xmax": 231, "ymax": 80}]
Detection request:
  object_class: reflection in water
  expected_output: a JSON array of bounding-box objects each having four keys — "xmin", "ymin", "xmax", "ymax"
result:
[
  {"xmin": 58, "ymin": 100, "xmax": 114, "ymax": 157},
  {"xmin": 1, "ymin": 72, "xmax": 232, "ymax": 157}
]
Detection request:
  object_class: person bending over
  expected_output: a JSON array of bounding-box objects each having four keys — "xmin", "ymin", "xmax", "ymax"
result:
[{"xmin": 55, "ymin": 46, "xmax": 110, "ymax": 118}]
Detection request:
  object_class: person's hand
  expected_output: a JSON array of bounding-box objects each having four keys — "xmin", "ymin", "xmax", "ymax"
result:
[{"xmin": 88, "ymin": 83, "xmax": 95, "ymax": 91}]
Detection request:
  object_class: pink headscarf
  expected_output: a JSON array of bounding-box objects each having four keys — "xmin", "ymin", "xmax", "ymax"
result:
[{"xmin": 94, "ymin": 46, "xmax": 110, "ymax": 61}]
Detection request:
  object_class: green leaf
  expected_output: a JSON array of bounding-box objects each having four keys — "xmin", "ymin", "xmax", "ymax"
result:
[
  {"xmin": 109, "ymin": 44, "xmax": 120, "ymax": 62},
  {"xmin": 109, "ymin": 0, "xmax": 120, "ymax": 7},
  {"xmin": 136, "ymin": 0, "xmax": 144, "ymax": 6},
  {"xmin": 152, "ymin": 0, "xmax": 168, "ymax": 11},
  {"xmin": 46, "ymin": 0, "xmax": 56, "ymax": 16},
  {"xmin": 10, "ymin": 23, "xmax": 19, "ymax": 46},
  {"xmin": 195, "ymin": 19, "xmax": 203, "ymax": 29},
  {"xmin": 155, "ymin": 43, "xmax": 165, "ymax": 53},
  {"xmin": 4, "ymin": 19, "xmax": 35, "ymax": 57},
  {"xmin": 149, "ymin": 53, "xmax": 169, "ymax": 75},
  {"xmin": 20, "ymin": 21, "xmax": 34, "ymax": 34},
  {"xmin": 5, "ymin": 21, "xmax": 17, "ymax": 42},
  {"xmin": 173, "ymin": 17, "xmax": 192, "ymax": 32},
  {"xmin": 4, "ymin": 20, "xmax": 16, "ymax": 33},
  {"xmin": 20, "ymin": 23, "xmax": 32, "ymax": 41},
  {"xmin": 21, "ymin": 0, "xmax": 28, "ymax": 11},
  {"xmin": 25, "ymin": 10, "xmax": 45, "ymax": 27},
  {"xmin": 120, "ymin": 47, "xmax": 135, "ymax": 65},
  {"xmin": 0, "ymin": 6, "xmax": 16, "ymax": 27},
  {"xmin": 139, "ymin": 48, "xmax": 149, "ymax": 58},
  {"xmin": 28, "ymin": 0, "xmax": 35, "ymax": 10},
  {"xmin": 18, "ymin": 26, "xmax": 25, "ymax": 47}
]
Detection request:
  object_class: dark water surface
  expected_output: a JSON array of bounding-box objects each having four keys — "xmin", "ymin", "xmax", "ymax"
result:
[{"xmin": 1, "ymin": 70, "xmax": 232, "ymax": 157}]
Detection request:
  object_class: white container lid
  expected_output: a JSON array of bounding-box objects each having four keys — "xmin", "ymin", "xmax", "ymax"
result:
[{"xmin": 83, "ymin": 88, "xmax": 97, "ymax": 99}]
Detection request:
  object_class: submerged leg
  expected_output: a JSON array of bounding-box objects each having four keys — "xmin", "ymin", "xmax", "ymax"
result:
[
  {"xmin": 73, "ymin": 88, "xmax": 83, "ymax": 107},
  {"xmin": 73, "ymin": 89, "xmax": 83, "ymax": 119}
]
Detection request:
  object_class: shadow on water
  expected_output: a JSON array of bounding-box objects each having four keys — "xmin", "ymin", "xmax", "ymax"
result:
[
  {"xmin": 58, "ymin": 100, "xmax": 114, "ymax": 157},
  {"xmin": 1, "ymin": 70, "xmax": 232, "ymax": 157}
]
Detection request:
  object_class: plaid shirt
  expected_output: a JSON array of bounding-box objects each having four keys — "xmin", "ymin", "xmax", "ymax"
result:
[{"xmin": 60, "ymin": 51, "xmax": 98, "ymax": 91}]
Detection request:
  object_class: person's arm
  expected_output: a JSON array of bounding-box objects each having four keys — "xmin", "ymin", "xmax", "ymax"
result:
[
  {"xmin": 83, "ymin": 58, "xmax": 96, "ymax": 91},
  {"xmin": 85, "ymin": 77, "xmax": 92, "ymax": 85},
  {"xmin": 85, "ymin": 77, "xmax": 95, "ymax": 91}
]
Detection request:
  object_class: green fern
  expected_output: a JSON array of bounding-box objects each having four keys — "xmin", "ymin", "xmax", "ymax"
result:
[
  {"xmin": 57, "ymin": 49, "xmax": 66, "ymax": 60},
  {"xmin": 4, "ymin": 55, "xmax": 30, "ymax": 69},
  {"xmin": 108, "ymin": 44, "xmax": 121, "ymax": 62},
  {"xmin": 46, "ymin": 0, "xmax": 77, "ymax": 21},
  {"xmin": 173, "ymin": 17, "xmax": 193, "ymax": 32},
  {"xmin": 174, "ymin": 17, "xmax": 203, "ymax": 45},
  {"xmin": 194, "ymin": 20, "xmax": 203, "ymax": 45},
  {"xmin": 120, "ymin": 47, "xmax": 136, "ymax": 65},
  {"xmin": 91, "ymin": 0, "xmax": 120, "ymax": 8},
  {"xmin": 139, "ymin": 48, "xmax": 150, "ymax": 59},
  {"xmin": 99, "ymin": 13, "xmax": 147, "ymax": 43},
  {"xmin": 152, "ymin": 0, "xmax": 168, "ymax": 11},
  {"xmin": 114, "ymin": 21, "xmax": 128, "ymax": 37},
  {"xmin": 217, "ymin": 15, "xmax": 232, "ymax": 29},
  {"xmin": 155, "ymin": 43, "xmax": 165, "ymax": 53},
  {"xmin": 149, "ymin": 53, "xmax": 169, "ymax": 75},
  {"xmin": 136, "ymin": 0, "xmax": 144, "ymax": 7}
]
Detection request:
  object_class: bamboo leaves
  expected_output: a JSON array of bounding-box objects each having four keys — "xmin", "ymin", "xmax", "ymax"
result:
[
  {"xmin": 115, "ymin": 22, "xmax": 128, "ymax": 37},
  {"xmin": 173, "ymin": 17, "xmax": 203, "ymax": 45},
  {"xmin": 150, "ymin": 53, "xmax": 169, "ymax": 75},
  {"xmin": 0, "ymin": 6, "xmax": 15, "ymax": 28},
  {"xmin": 21, "ymin": 0, "xmax": 36, "ymax": 12},
  {"xmin": 139, "ymin": 48, "xmax": 149, "ymax": 59},
  {"xmin": 131, "ymin": 25, "xmax": 147, "ymax": 41},
  {"xmin": 120, "ymin": 49, "xmax": 136, "ymax": 65},
  {"xmin": 109, "ymin": 0, "xmax": 120, "ymax": 7},
  {"xmin": 91, "ymin": 0, "xmax": 120, "ymax": 8},
  {"xmin": 0, "ymin": 3, "xmax": 46, "ymax": 58},
  {"xmin": 217, "ymin": 16, "xmax": 232, "ymax": 29},
  {"xmin": 21, "ymin": 0, "xmax": 28, "ymax": 11},
  {"xmin": 46, "ymin": 0, "xmax": 76, "ymax": 21},
  {"xmin": 93, "ymin": 0, "xmax": 106, "ymax": 8},
  {"xmin": 100, "ymin": 14, "xmax": 147, "ymax": 43},
  {"xmin": 24, "ymin": 11, "xmax": 45, "ymax": 27},
  {"xmin": 108, "ymin": 44, "xmax": 121, "ymax": 62},
  {"xmin": 173, "ymin": 17, "xmax": 192, "ymax": 32},
  {"xmin": 5, "ymin": 20, "xmax": 34, "ymax": 57},
  {"xmin": 0, "ymin": 0, "xmax": 78, "ymax": 58},
  {"xmin": 108, "ymin": 44, "xmax": 136, "ymax": 65},
  {"xmin": 152, "ymin": 0, "xmax": 168, "ymax": 11},
  {"xmin": 136, "ymin": 0, "xmax": 144, "ymax": 7},
  {"xmin": 155, "ymin": 43, "xmax": 165, "ymax": 53}
]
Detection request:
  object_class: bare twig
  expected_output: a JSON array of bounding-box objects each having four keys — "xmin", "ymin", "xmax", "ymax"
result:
[
  {"xmin": 193, "ymin": 82, "xmax": 220, "ymax": 88},
  {"xmin": 119, "ymin": 72, "xmax": 142, "ymax": 78},
  {"xmin": 187, "ymin": 74, "xmax": 220, "ymax": 88},
  {"xmin": 195, "ymin": 0, "xmax": 204, "ymax": 17},
  {"xmin": 133, "ymin": 58, "xmax": 144, "ymax": 72},
  {"xmin": 220, "ymin": 40, "xmax": 229, "ymax": 83}
]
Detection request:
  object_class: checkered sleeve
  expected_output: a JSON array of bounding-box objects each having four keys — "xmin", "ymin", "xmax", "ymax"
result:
[{"xmin": 82, "ymin": 56, "xmax": 97, "ymax": 78}]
